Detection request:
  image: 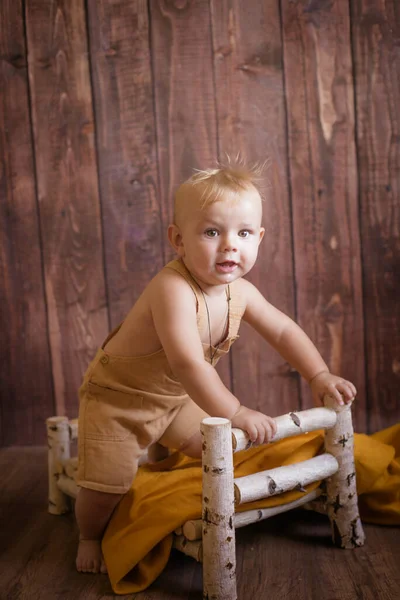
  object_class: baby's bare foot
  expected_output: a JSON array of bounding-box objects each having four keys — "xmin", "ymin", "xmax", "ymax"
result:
[{"xmin": 76, "ymin": 539, "xmax": 107, "ymax": 574}]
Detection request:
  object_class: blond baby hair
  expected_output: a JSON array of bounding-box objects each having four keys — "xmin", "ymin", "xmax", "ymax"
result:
[{"xmin": 174, "ymin": 155, "xmax": 267, "ymax": 223}]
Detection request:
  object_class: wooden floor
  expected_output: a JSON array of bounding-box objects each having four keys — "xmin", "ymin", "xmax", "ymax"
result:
[{"xmin": 1, "ymin": 447, "xmax": 399, "ymax": 600}]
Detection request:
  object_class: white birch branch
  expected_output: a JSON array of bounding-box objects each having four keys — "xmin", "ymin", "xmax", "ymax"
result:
[
  {"xmin": 57, "ymin": 474, "xmax": 79, "ymax": 499},
  {"xmin": 302, "ymin": 496, "xmax": 328, "ymax": 515},
  {"xmin": 174, "ymin": 526, "xmax": 183, "ymax": 536},
  {"xmin": 232, "ymin": 407, "xmax": 337, "ymax": 452},
  {"xmin": 173, "ymin": 535, "xmax": 203, "ymax": 562},
  {"xmin": 182, "ymin": 488, "xmax": 321, "ymax": 541},
  {"xmin": 234, "ymin": 454, "xmax": 338, "ymax": 505},
  {"xmin": 323, "ymin": 396, "xmax": 365, "ymax": 548},
  {"xmin": 63, "ymin": 457, "xmax": 78, "ymax": 479},
  {"xmin": 201, "ymin": 417, "xmax": 237, "ymax": 600},
  {"xmin": 46, "ymin": 417, "xmax": 71, "ymax": 515},
  {"xmin": 138, "ymin": 451, "xmax": 150, "ymax": 466},
  {"xmin": 69, "ymin": 419, "xmax": 78, "ymax": 440}
]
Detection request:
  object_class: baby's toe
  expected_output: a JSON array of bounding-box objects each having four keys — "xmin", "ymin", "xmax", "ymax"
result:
[
  {"xmin": 91, "ymin": 560, "xmax": 101, "ymax": 574},
  {"xmin": 100, "ymin": 559, "xmax": 108, "ymax": 574},
  {"xmin": 76, "ymin": 557, "xmax": 84, "ymax": 572},
  {"xmin": 83, "ymin": 560, "xmax": 93, "ymax": 573}
]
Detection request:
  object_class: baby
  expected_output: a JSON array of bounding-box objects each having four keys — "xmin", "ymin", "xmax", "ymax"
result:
[{"xmin": 75, "ymin": 160, "xmax": 356, "ymax": 573}]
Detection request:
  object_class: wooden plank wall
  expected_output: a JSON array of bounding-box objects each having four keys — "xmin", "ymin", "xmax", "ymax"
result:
[
  {"xmin": 0, "ymin": 2, "xmax": 54, "ymax": 446},
  {"xmin": 281, "ymin": 0, "xmax": 366, "ymax": 428},
  {"xmin": 0, "ymin": 0, "xmax": 399, "ymax": 446}
]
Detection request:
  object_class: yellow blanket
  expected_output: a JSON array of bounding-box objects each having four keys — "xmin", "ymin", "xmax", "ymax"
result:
[{"xmin": 102, "ymin": 424, "xmax": 400, "ymax": 594}]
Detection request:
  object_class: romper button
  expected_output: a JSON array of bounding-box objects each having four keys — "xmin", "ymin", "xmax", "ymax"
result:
[{"xmin": 100, "ymin": 355, "xmax": 109, "ymax": 364}]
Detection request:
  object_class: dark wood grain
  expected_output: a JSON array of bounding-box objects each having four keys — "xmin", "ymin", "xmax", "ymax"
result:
[
  {"xmin": 0, "ymin": 0, "xmax": 54, "ymax": 445},
  {"xmin": 1, "ymin": 0, "xmax": 400, "ymax": 442},
  {"xmin": 281, "ymin": 0, "xmax": 367, "ymax": 430},
  {"xmin": 236, "ymin": 510, "xmax": 400, "ymax": 599},
  {"xmin": 149, "ymin": 0, "xmax": 218, "ymax": 257},
  {"xmin": 210, "ymin": 0, "xmax": 299, "ymax": 416},
  {"xmin": 149, "ymin": 0, "xmax": 231, "ymax": 388},
  {"xmin": 1, "ymin": 447, "xmax": 399, "ymax": 599},
  {"xmin": 86, "ymin": 0, "xmax": 164, "ymax": 327},
  {"xmin": 350, "ymin": 0, "xmax": 400, "ymax": 431},
  {"xmin": 25, "ymin": 0, "xmax": 109, "ymax": 417}
]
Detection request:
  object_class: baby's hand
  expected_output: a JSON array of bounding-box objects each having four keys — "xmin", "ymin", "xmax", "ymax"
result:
[
  {"xmin": 310, "ymin": 371, "xmax": 357, "ymax": 407},
  {"xmin": 231, "ymin": 406, "xmax": 277, "ymax": 445}
]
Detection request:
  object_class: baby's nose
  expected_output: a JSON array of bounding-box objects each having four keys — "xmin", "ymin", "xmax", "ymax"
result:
[{"xmin": 221, "ymin": 234, "xmax": 238, "ymax": 252}]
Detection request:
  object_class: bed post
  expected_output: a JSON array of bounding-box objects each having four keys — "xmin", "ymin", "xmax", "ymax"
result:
[
  {"xmin": 201, "ymin": 417, "xmax": 237, "ymax": 600},
  {"xmin": 46, "ymin": 416, "xmax": 71, "ymax": 515},
  {"xmin": 323, "ymin": 396, "xmax": 365, "ymax": 548}
]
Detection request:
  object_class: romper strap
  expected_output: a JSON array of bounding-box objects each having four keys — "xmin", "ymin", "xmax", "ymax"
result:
[
  {"xmin": 163, "ymin": 259, "xmax": 245, "ymax": 339},
  {"xmin": 163, "ymin": 259, "xmax": 200, "ymax": 314},
  {"xmin": 227, "ymin": 279, "xmax": 246, "ymax": 338},
  {"xmin": 101, "ymin": 323, "xmax": 123, "ymax": 349}
]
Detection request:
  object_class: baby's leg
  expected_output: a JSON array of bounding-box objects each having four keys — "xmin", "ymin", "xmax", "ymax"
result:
[
  {"xmin": 146, "ymin": 442, "xmax": 170, "ymax": 463},
  {"xmin": 75, "ymin": 384, "xmax": 146, "ymax": 574},
  {"xmin": 75, "ymin": 487, "xmax": 123, "ymax": 573},
  {"xmin": 179, "ymin": 431, "xmax": 202, "ymax": 458},
  {"xmin": 158, "ymin": 399, "xmax": 208, "ymax": 459}
]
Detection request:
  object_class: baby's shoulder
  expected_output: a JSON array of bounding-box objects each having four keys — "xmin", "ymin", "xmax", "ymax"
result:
[
  {"xmin": 229, "ymin": 278, "xmax": 263, "ymax": 316},
  {"xmin": 146, "ymin": 264, "xmax": 196, "ymax": 303},
  {"xmin": 230, "ymin": 276, "xmax": 256, "ymax": 301}
]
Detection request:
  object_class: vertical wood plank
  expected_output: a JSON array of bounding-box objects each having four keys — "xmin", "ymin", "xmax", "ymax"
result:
[
  {"xmin": 0, "ymin": 0, "xmax": 54, "ymax": 445},
  {"xmin": 281, "ymin": 0, "xmax": 367, "ymax": 431},
  {"xmin": 25, "ymin": 0, "xmax": 109, "ymax": 417},
  {"xmin": 86, "ymin": 0, "xmax": 164, "ymax": 326},
  {"xmin": 150, "ymin": 0, "xmax": 231, "ymax": 387},
  {"xmin": 351, "ymin": 0, "xmax": 400, "ymax": 431},
  {"xmin": 150, "ymin": 0, "xmax": 218, "ymax": 256},
  {"xmin": 210, "ymin": 0, "xmax": 299, "ymax": 416}
]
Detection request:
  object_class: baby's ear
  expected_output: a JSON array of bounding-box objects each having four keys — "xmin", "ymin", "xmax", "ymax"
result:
[{"xmin": 167, "ymin": 224, "xmax": 185, "ymax": 256}]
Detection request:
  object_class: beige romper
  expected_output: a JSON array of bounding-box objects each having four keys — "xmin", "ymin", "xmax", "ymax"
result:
[{"xmin": 76, "ymin": 259, "xmax": 245, "ymax": 494}]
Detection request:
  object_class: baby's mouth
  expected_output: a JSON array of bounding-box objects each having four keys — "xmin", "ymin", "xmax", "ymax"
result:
[{"xmin": 216, "ymin": 261, "xmax": 238, "ymax": 273}]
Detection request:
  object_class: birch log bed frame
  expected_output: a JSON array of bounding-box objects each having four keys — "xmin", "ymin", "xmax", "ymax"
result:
[{"xmin": 46, "ymin": 396, "xmax": 365, "ymax": 599}]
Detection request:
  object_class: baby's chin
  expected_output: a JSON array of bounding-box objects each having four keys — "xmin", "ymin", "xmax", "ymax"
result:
[
  {"xmin": 211, "ymin": 266, "xmax": 245, "ymax": 284},
  {"xmin": 187, "ymin": 262, "xmax": 245, "ymax": 288}
]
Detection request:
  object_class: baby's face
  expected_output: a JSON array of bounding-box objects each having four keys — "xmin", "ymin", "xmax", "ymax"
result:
[{"xmin": 174, "ymin": 186, "xmax": 265, "ymax": 292}]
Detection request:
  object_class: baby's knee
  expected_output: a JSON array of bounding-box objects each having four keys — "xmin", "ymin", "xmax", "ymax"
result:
[
  {"xmin": 147, "ymin": 443, "xmax": 170, "ymax": 463},
  {"xmin": 180, "ymin": 431, "xmax": 202, "ymax": 459}
]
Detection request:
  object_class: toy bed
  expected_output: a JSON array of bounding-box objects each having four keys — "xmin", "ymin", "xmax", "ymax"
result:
[{"xmin": 46, "ymin": 396, "xmax": 364, "ymax": 599}]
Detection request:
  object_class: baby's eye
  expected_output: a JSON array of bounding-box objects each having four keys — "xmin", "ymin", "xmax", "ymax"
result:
[
  {"xmin": 205, "ymin": 229, "xmax": 219, "ymax": 237},
  {"xmin": 238, "ymin": 230, "xmax": 251, "ymax": 238}
]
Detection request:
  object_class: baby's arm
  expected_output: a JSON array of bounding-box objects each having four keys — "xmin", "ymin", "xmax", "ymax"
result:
[
  {"xmin": 241, "ymin": 280, "xmax": 357, "ymax": 406},
  {"xmin": 149, "ymin": 271, "xmax": 276, "ymax": 444}
]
